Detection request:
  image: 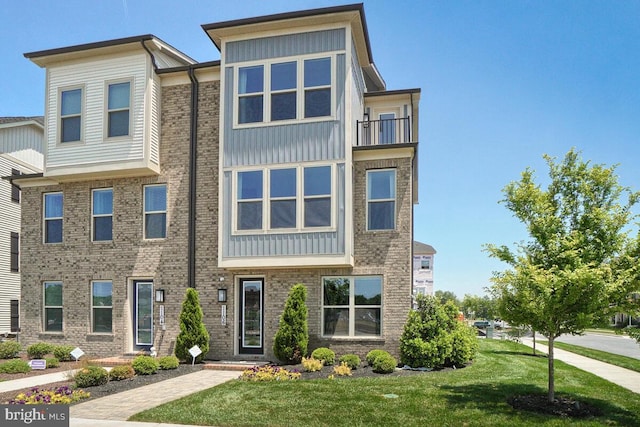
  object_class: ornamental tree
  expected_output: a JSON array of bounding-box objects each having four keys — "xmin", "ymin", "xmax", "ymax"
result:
[
  {"xmin": 273, "ymin": 284, "xmax": 309, "ymax": 364},
  {"xmin": 486, "ymin": 149, "xmax": 640, "ymax": 402},
  {"xmin": 175, "ymin": 288, "xmax": 210, "ymax": 363}
]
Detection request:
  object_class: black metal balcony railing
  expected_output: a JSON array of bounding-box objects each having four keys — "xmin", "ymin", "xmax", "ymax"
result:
[{"xmin": 356, "ymin": 117, "xmax": 411, "ymax": 146}]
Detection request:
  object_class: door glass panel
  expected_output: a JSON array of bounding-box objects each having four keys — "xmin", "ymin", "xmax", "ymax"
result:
[
  {"xmin": 136, "ymin": 282, "xmax": 153, "ymax": 346},
  {"xmin": 242, "ymin": 281, "xmax": 262, "ymax": 348},
  {"xmin": 379, "ymin": 113, "xmax": 396, "ymax": 144}
]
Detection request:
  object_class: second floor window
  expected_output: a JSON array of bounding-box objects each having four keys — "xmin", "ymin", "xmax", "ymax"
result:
[
  {"xmin": 10, "ymin": 232, "xmax": 19, "ymax": 272},
  {"xmin": 237, "ymin": 170, "xmax": 263, "ymax": 230},
  {"xmin": 44, "ymin": 192, "xmax": 63, "ymax": 243},
  {"xmin": 92, "ymin": 188, "xmax": 113, "ymax": 241},
  {"xmin": 144, "ymin": 184, "xmax": 167, "ymax": 239},
  {"xmin": 44, "ymin": 281, "xmax": 63, "ymax": 332},
  {"xmin": 303, "ymin": 166, "xmax": 331, "ymax": 227},
  {"xmin": 107, "ymin": 82, "xmax": 131, "ymax": 137},
  {"xmin": 367, "ymin": 169, "xmax": 396, "ymax": 230},
  {"xmin": 60, "ymin": 88, "xmax": 82, "ymax": 143},
  {"xmin": 11, "ymin": 168, "xmax": 20, "ymax": 203}
]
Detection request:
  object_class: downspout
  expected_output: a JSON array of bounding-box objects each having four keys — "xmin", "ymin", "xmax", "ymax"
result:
[
  {"xmin": 140, "ymin": 40, "xmax": 159, "ymax": 73},
  {"xmin": 187, "ymin": 67, "xmax": 199, "ymax": 289}
]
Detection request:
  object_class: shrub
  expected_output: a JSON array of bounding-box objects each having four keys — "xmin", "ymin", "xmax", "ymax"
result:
[
  {"xmin": 73, "ymin": 365, "xmax": 109, "ymax": 387},
  {"xmin": 301, "ymin": 357, "xmax": 323, "ymax": 372},
  {"xmin": 0, "ymin": 341, "xmax": 21, "ymax": 359},
  {"xmin": 46, "ymin": 357, "xmax": 60, "ymax": 368},
  {"xmin": 132, "ymin": 355, "xmax": 159, "ymax": 375},
  {"xmin": 158, "ymin": 355, "xmax": 180, "ymax": 370},
  {"xmin": 339, "ymin": 354, "xmax": 361, "ymax": 370},
  {"xmin": 372, "ymin": 353, "xmax": 397, "ymax": 374},
  {"xmin": 366, "ymin": 349, "xmax": 389, "ymax": 366},
  {"xmin": 273, "ymin": 284, "xmax": 309, "ymax": 364},
  {"xmin": 109, "ymin": 364, "xmax": 135, "ymax": 381},
  {"xmin": 10, "ymin": 386, "xmax": 90, "ymax": 405},
  {"xmin": 447, "ymin": 322, "xmax": 480, "ymax": 367},
  {"xmin": 332, "ymin": 362, "xmax": 352, "ymax": 376},
  {"xmin": 175, "ymin": 288, "xmax": 210, "ymax": 363},
  {"xmin": 27, "ymin": 342, "xmax": 53, "ymax": 359},
  {"xmin": 0, "ymin": 359, "xmax": 31, "ymax": 374},
  {"xmin": 311, "ymin": 347, "xmax": 335, "ymax": 366},
  {"xmin": 53, "ymin": 345, "xmax": 76, "ymax": 362},
  {"xmin": 240, "ymin": 365, "xmax": 300, "ymax": 382}
]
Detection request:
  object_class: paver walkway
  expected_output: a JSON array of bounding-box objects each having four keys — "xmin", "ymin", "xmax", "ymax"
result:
[{"xmin": 521, "ymin": 337, "xmax": 640, "ymax": 394}]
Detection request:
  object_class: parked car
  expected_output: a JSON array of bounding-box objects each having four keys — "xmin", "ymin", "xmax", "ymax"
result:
[{"xmin": 473, "ymin": 320, "xmax": 490, "ymax": 329}]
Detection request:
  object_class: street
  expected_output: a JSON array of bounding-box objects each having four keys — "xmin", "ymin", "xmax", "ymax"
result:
[{"xmin": 556, "ymin": 332, "xmax": 640, "ymax": 359}]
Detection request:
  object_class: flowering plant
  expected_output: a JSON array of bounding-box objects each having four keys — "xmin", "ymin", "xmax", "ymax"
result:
[
  {"xmin": 10, "ymin": 386, "xmax": 90, "ymax": 404},
  {"xmin": 240, "ymin": 365, "xmax": 300, "ymax": 382}
]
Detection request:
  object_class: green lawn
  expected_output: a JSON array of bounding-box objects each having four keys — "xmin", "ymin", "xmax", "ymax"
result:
[
  {"xmin": 130, "ymin": 340, "xmax": 640, "ymax": 426},
  {"xmin": 550, "ymin": 341, "xmax": 640, "ymax": 374}
]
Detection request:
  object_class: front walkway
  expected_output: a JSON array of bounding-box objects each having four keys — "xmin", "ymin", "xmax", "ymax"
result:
[{"xmin": 521, "ymin": 338, "xmax": 640, "ymax": 394}]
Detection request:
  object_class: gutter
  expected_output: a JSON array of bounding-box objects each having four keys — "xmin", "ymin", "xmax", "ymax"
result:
[
  {"xmin": 140, "ymin": 40, "xmax": 159, "ymax": 73},
  {"xmin": 187, "ymin": 67, "xmax": 199, "ymax": 289}
]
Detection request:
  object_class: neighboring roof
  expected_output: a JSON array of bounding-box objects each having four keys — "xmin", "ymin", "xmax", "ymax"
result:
[
  {"xmin": 365, "ymin": 88, "xmax": 421, "ymax": 98},
  {"xmin": 414, "ymin": 241, "xmax": 436, "ymax": 255},
  {"xmin": 24, "ymin": 35, "xmax": 195, "ymax": 68},
  {"xmin": 0, "ymin": 116, "xmax": 44, "ymax": 126},
  {"xmin": 156, "ymin": 60, "xmax": 221, "ymax": 75}
]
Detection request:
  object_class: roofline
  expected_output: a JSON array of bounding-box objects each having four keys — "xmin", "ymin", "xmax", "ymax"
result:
[
  {"xmin": 156, "ymin": 60, "xmax": 221, "ymax": 75},
  {"xmin": 365, "ymin": 88, "xmax": 421, "ymax": 97},
  {"xmin": 201, "ymin": 3, "xmax": 372, "ymax": 61},
  {"xmin": 2, "ymin": 172, "xmax": 44, "ymax": 182},
  {"xmin": 0, "ymin": 119, "xmax": 44, "ymax": 131},
  {"xmin": 24, "ymin": 34, "xmax": 155, "ymax": 59}
]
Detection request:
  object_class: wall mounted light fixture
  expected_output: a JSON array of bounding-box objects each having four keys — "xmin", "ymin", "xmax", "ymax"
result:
[
  {"xmin": 155, "ymin": 289, "xmax": 165, "ymax": 303},
  {"xmin": 218, "ymin": 288, "xmax": 227, "ymax": 303}
]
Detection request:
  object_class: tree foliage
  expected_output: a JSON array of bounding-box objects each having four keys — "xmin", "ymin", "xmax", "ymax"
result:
[
  {"xmin": 486, "ymin": 149, "xmax": 640, "ymax": 401},
  {"xmin": 273, "ymin": 284, "xmax": 309, "ymax": 364},
  {"xmin": 434, "ymin": 290, "xmax": 460, "ymax": 307},
  {"xmin": 461, "ymin": 294, "xmax": 497, "ymax": 320},
  {"xmin": 175, "ymin": 288, "xmax": 210, "ymax": 363}
]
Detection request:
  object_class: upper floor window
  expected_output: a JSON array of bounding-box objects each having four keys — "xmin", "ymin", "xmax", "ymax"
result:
[
  {"xmin": 11, "ymin": 169, "xmax": 20, "ymax": 203},
  {"xmin": 236, "ymin": 55, "xmax": 333, "ymax": 126},
  {"xmin": 304, "ymin": 166, "xmax": 331, "ymax": 227},
  {"xmin": 44, "ymin": 281, "xmax": 63, "ymax": 332},
  {"xmin": 92, "ymin": 188, "xmax": 113, "ymax": 241},
  {"xmin": 322, "ymin": 276, "xmax": 382, "ymax": 337},
  {"xmin": 144, "ymin": 184, "xmax": 167, "ymax": 239},
  {"xmin": 367, "ymin": 170, "xmax": 396, "ymax": 230},
  {"xmin": 270, "ymin": 168, "xmax": 296, "ymax": 229},
  {"xmin": 60, "ymin": 88, "xmax": 82, "ymax": 143},
  {"xmin": 10, "ymin": 232, "xmax": 19, "ymax": 272},
  {"xmin": 92, "ymin": 281, "xmax": 113, "ymax": 333},
  {"xmin": 107, "ymin": 81, "xmax": 131, "ymax": 137},
  {"xmin": 44, "ymin": 192, "xmax": 63, "ymax": 243},
  {"xmin": 237, "ymin": 170, "xmax": 263, "ymax": 230}
]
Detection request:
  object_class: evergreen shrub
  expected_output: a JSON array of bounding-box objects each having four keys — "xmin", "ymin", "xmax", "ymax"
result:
[
  {"xmin": 273, "ymin": 284, "xmax": 309, "ymax": 364},
  {"xmin": 175, "ymin": 288, "xmax": 210, "ymax": 363}
]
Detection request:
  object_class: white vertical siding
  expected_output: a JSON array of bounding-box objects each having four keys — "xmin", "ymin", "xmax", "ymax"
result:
[
  {"xmin": 149, "ymin": 73, "xmax": 160, "ymax": 165},
  {"xmin": 0, "ymin": 125, "xmax": 44, "ymax": 170},
  {"xmin": 46, "ymin": 53, "xmax": 149, "ymax": 168}
]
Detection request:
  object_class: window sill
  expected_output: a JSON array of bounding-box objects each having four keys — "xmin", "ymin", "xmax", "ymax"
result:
[
  {"xmin": 320, "ymin": 336, "xmax": 384, "ymax": 341},
  {"xmin": 233, "ymin": 116, "xmax": 336, "ymax": 130}
]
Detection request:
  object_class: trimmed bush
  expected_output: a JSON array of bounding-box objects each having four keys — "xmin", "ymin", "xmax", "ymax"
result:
[
  {"xmin": 332, "ymin": 362, "xmax": 352, "ymax": 377},
  {"xmin": 109, "ymin": 364, "xmax": 135, "ymax": 381},
  {"xmin": 311, "ymin": 347, "xmax": 335, "ymax": 366},
  {"xmin": 0, "ymin": 359, "xmax": 31, "ymax": 374},
  {"xmin": 53, "ymin": 345, "xmax": 76, "ymax": 362},
  {"xmin": 273, "ymin": 284, "xmax": 309, "ymax": 364},
  {"xmin": 366, "ymin": 349, "xmax": 389, "ymax": 366},
  {"xmin": 158, "ymin": 355, "xmax": 180, "ymax": 370},
  {"xmin": 372, "ymin": 353, "xmax": 397, "ymax": 374},
  {"xmin": 338, "ymin": 354, "xmax": 361, "ymax": 370},
  {"xmin": 175, "ymin": 288, "xmax": 210, "ymax": 364},
  {"xmin": 448, "ymin": 322, "xmax": 480, "ymax": 367},
  {"xmin": 132, "ymin": 355, "xmax": 159, "ymax": 375},
  {"xmin": 301, "ymin": 357, "xmax": 323, "ymax": 372},
  {"xmin": 27, "ymin": 342, "xmax": 53, "ymax": 359},
  {"xmin": 0, "ymin": 341, "xmax": 21, "ymax": 359},
  {"xmin": 74, "ymin": 365, "xmax": 109, "ymax": 387},
  {"xmin": 45, "ymin": 357, "xmax": 60, "ymax": 368}
]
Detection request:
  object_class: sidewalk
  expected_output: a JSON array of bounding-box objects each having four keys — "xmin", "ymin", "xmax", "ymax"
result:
[{"xmin": 521, "ymin": 337, "xmax": 640, "ymax": 394}]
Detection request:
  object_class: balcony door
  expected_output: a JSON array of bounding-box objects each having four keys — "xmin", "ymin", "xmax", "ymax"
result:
[
  {"xmin": 239, "ymin": 278, "xmax": 264, "ymax": 354},
  {"xmin": 379, "ymin": 112, "xmax": 396, "ymax": 145}
]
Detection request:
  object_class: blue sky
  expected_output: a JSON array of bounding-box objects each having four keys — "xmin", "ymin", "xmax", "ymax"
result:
[{"xmin": 2, "ymin": 1, "xmax": 640, "ymax": 298}]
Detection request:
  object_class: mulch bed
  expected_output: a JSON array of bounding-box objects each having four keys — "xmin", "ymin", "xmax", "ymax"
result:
[{"xmin": 508, "ymin": 394, "xmax": 602, "ymax": 418}]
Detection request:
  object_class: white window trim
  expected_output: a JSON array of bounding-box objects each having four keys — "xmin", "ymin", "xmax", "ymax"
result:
[
  {"xmin": 321, "ymin": 276, "xmax": 383, "ymax": 338},
  {"xmin": 91, "ymin": 280, "xmax": 113, "ymax": 334},
  {"xmin": 58, "ymin": 85, "xmax": 85, "ymax": 145},
  {"xmin": 43, "ymin": 281, "xmax": 63, "ymax": 332},
  {"xmin": 104, "ymin": 78, "xmax": 133, "ymax": 140},
  {"xmin": 366, "ymin": 169, "xmax": 397, "ymax": 231},
  {"xmin": 233, "ymin": 53, "xmax": 336, "ymax": 129},
  {"xmin": 43, "ymin": 192, "xmax": 63, "ymax": 244},
  {"xmin": 143, "ymin": 184, "xmax": 167, "ymax": 240},
  {"xmin": 232, "ymin": 163, "xmax": 336, "ymax": 235},
  {"xmin": 92, "ymin": 188, "xmax": 113, "ymax": 242}
]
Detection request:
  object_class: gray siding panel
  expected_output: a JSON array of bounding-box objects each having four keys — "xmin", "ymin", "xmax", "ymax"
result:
[{"xmin": 226, "ymin": 29, "xmax": 345, "ymax": 64}]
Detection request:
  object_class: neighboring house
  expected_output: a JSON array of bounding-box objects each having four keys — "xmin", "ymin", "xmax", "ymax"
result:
[
  {"xmin": 14, "ymin": 4, "xmax": 420, "ymax": 360},
  {"xmin": 0, "ymin": 117, "xmax": 44, "ymax": 335},
  {"xmin": 413, "ymin": 241, "xmax": 436, "ymax": 297}
]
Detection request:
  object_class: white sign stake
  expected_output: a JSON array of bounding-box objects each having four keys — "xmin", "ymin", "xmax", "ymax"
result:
[{"xmin": 189, "ymin": 345, "xmax": 202, "ymax": 366}]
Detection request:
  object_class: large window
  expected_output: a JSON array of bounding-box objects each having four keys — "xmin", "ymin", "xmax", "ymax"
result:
[
  {"xmin": 367, "ymin": 169, "xmax": 396, "ymax": 230},
  {"xmin": 60, "ymin": 88, "xmax": 82, "ymax": 142},
  {"xmin": 107, "ymin": 81, "xmax": 130, "ymax": 137},
  {"xmin": 44, "ymin": 281, "xmax": 63, "ymax": 332},
  {"xmin": 237, "ymin": 170, "xmax": 263, "ymax": 230},
  {"xmin": 92, "ymin": 281, "xmax": 113, "ymax": 333},
  {"xmin": 10, "ymin": 232, "xmax": 19, "ymax": 272},
  {"xmin": 270, "ymin": 168, "xmax": 296, "ymax": 228},
  {"xmin": 236, "ymin": 56, "xmax": 332, "ymax": 126},
  {"xmin": 144, "ymin": 184, "xmax": 167, "ymax": 239},
  {"xmin": 322, "ymin": 276, "xmax": 382, "ymax": 337},
  {"xmin": 304, "ymin": 166, "xmax": 331, "ymax": 227},
  {"xmin": 92, "ymin": 188, "xmax": 113, "ymax": 241},
  {"xmin": 44, "ymin": 192, "xmax": 63, "ymax": 243}
]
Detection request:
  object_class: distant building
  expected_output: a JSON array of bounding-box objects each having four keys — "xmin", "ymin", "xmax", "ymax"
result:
[
  {"xmin": 0, "ymin": 117, "xmax": 44, "ymax": 334},
  {"xmin": 413, "ymin": 241, "xmax": 436, "ymax": 297}
]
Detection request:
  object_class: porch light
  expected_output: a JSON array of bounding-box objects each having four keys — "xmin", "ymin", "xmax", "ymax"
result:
[
  {"xmin": 363, "ymin": 112, "xmax": 370, "ymax": 127},
  {"xmin": 218, "ymin": 288, "xmax": 227, "ymax": 303},
  {"xmin": 155, "ymin": 289, "xmax": 165, "ymax": 303}
]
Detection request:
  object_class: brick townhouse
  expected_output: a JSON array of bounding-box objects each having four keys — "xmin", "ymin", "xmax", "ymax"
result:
[{"xmin": 12, "ymin": 3, "xmax": 421, "ymax": 361}]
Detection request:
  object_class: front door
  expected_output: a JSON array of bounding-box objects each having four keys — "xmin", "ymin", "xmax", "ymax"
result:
[
  {"xmin": 239, "ymin": 278, "xmax": 264, "ymax": 354},
  {"xmin": 134, "ymin": 281, "xmax": 153, "ymax": 348}
]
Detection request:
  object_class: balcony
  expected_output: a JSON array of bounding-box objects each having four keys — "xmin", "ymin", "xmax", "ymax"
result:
[{"xmin": 356, "ymin": 117, "xmax": 412, "ymax": 147}]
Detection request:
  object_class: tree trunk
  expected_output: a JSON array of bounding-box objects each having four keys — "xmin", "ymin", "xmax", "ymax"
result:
[
  {"xmin": 547, "ymin": 336, "xmax": 555, "ymax": 402},
  {"xmin": 532, "ymin": 330, "xmax": 536, "ymax": 354}
]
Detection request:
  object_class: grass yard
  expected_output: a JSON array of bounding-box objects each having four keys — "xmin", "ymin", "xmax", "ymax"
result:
[
  {"xmin": 550, "ymin": 341, "xmax": 640, "ymax": 374},
  {"xmin": 130, "ymin": 340, "xmax": 640, "ymax": 426}
]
